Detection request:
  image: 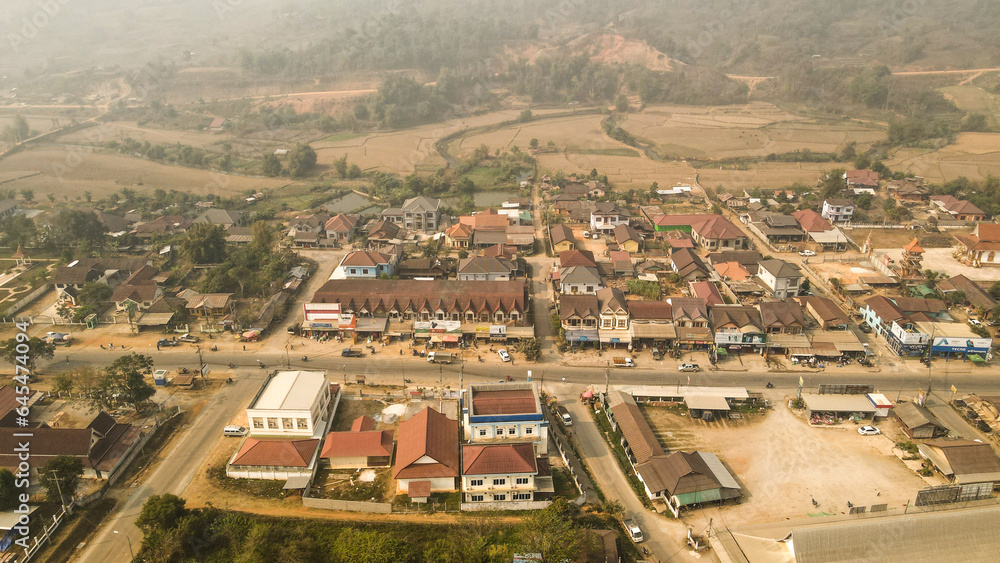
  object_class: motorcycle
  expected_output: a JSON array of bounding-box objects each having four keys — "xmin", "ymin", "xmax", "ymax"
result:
[
  {"xmin": 404, "ymin": 379, "xmax": 412, "ymax": 384},
  {"xmin": 766, "ymin": 382, "xmax": 774, "ymax": 388},
  {"xmin": 177, "ymin": 367, "xmax": 190, "ymax": 374},
  {"xmin": 227, "ymin": 377, "xmax": 233, "ymax": 384},
  {"xmin": 228, "ymin": 363, "xmax": 235, "ymax": 369},
  {"xmin": 210, "ymin": 345, "xmax": 219, "ymax": 351},
  {"xmin": 301, "ymin": 356, "xmax": 309, "ymax": 361}
]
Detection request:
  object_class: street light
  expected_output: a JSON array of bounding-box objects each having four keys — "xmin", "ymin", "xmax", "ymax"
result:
[{"xmin": 113, "ymin": 530, "xmax": 135, "ymax": 561}]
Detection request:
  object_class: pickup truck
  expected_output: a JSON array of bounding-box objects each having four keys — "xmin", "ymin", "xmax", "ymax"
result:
[
  {"xmin": 341, "ymin": 348, "xmax": 363, "ymax": 358},
  {"xmin": 613, "ymin": 357, "xmax": 635, "ymax": 368},
  {"xmin": 427, "ymin": 352, "xmax": 453, "ymax": 364},
  {"xmin": 622, "ymin": 519, "xmax": 644, "ymax": 543}
]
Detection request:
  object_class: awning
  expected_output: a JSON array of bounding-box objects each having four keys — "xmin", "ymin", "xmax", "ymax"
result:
[
  {"xmin": 630, "ymin": 323, "xmax": 677, "ymax": 340},
  {"xmin": 685, "ymin": 395, "xmax": 731, "ymax": 411},
  {"xmin": 812, "ymin": 342, "xmax": 842, "ymax": 358},
  {"xmin": 567, "ymin": 330, "xmax": 599, "ymax": 342},
  {"xmin": 442, "ymin": 334, "xmax": 459, "ymax": 343},
  {"xmin": 355, "ymin": 317, "xmax": 388, "ymax": 333},
  {"xmin": 136, "ymin": 312, "xmax": 175, "ymax": 326},
  {"xmin": 505, "ymin": 326, "xmax": 535, "ymax": 339},
  {"xmin": 768, "ymin": 334, "xmax": 811, "ymax": 348},
  {"xmin": 788, "ymin": 347, "xmax": 815, "ymax": 358},
  {"xmin": 970, "ymin": 354, "xmax": 985, "ymax": 363},
  {"xmin": 430, "ymin": 335, "xmax": 443, "ymax": 343},
  {"xmin": 283, "ymin": 476, "xmax": 311, "ymax": 490}
]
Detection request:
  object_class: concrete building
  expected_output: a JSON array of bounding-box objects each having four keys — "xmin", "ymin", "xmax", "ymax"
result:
[
  {"xmin": 757, "ymin": 259, "xmax": 802, "ymax": 299},
  {"xmin": 463, "ymin": 383, "xmax": 547, "ymax": 455},
  {"xmin": 461, "ymin": 443, "xmax": 553, "ymax": 505},
  {"xmin": 246, "ymin": 371, "xmax": 335, "ymax": 438}
]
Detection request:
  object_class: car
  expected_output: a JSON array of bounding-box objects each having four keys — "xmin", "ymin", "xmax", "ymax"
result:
[
  {"xmin": 858, "ymin": 426, "xmax": 881, "ymax": 436},
  {"xmin": 157, "ymin": 338, "xmax": 180, "ymax": 347},
  {"xmin": 223, "ymin": 425, "xmax": 248, "ymax": 437},
  {"xmin": 678, "ymin": 363, "xmax": 700, "ymax": 372},
  {"xmin": 341, "ymin": 348, "xmax": 363, "ymax": 357},
  {"xmin": 177, "ymin": 333, "xmax": 200, "ymax": 343},
  {"xmin": 497, "ymin": 349, "xmax": 511, "ymax": 362},
  {"xmin": 799, "ymin": 249, "xmax": 817, "ymax": 257},
  {"xmin": 651, "ymin": 348, "xmax": 662, "ymax": 361},
  {"xmin": 622, "ymin": 519, "xmax": 644, "ymax": 543},
  {"xmin": 969, "ymin": 319, "xmax": 983, "ymax": 327},
  {"xmin": 859, "ymin": 324, "xmax": 873, "ymax": 334}
]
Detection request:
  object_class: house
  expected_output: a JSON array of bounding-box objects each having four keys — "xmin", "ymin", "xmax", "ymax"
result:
[
  {"xmin": 670, "ymin": 248, "xmax": 710, "ymax": 281},
  {"xmin": 635, "ymin": 451, "xmax": 741, "ymax": 516},
  {"xmin": 288, "ymin": 213, "xmax": 331, "ymax": 236},
  {"xmin": 367, "ymin": 219, "xmax": 403, "ymax": 244},
  {"xmin": 844, "ymin": 169, "xmax": 879, "ymax": 191},
  {"xmin": 396, "ymin": 258, "xmax": 451, "ymax": 279},
  {"xmin": 747, "ymin": 212, "xmax": 806, "ymax": 245},
  {"xmin": 310, "ymin": 279, "xmax": 528, "ymax": 326},
  {"xmin": 293, "ymin": 231, "xmax": 322, "ymax": 248},
  {"xmin": 792, "ymin": 208, "xmax": 850, "ymax": 251},
  {"xmin": 757, "ymin": 259, "xmax": 803, "ymax": 299},
  {"xmin": 797, "ymin": 296, "xmax": 850, "ymax": 330},
  {"xmin": 227, "ymin": 437, "xmax": 321, "ymax": 481},
  {"xmin": 559, "ymin": 249, "xmax": 597, "ymax": 268},
  {"xmin": 462, "ymin": 210, "xmax": 510, "ymax": 232},
  {"xmin": 689, "ymin": 281, "xmax": 724, "ymax": 307},
  {"xmin": 324, "ymin": 214, "xmax": 359, "ymax": 242},
  {"xmin": 181, "ymin": 291, "xmax": 233, "ymax": 318},
  {"xmin": 458, "ymin": 256, "xmax": 516, "ymax": 281},
  {"xmin": 208, "ymin": 117, "xmax": 227, "ymax": 131},
  {"xmin": 321, "ymin": 416, "xmax": 395, "ymax": 468},
  {"xmin": 587, "ymin": 180, "xmax": 607, "ymax": 198},
  {"xmin": 394, "ymin": 407, "xmax": 460, "ymax": 494},
  {"xmin": 887, "ymin": 178, "xmax": 927, "ymax": 202},
  {"xmin": 918, "ymin": 439, "xmax": 1000, "ymax": 487},
  {"xmin": 653, "ymin": 214, "xmax": 750, "ymax": 250},
  {"xmin": 936, "ymin": 274, "xmax": 997, "ymax": 308},
  {"xmin": 955, "ymin": 223, "xmax": 1000, "ymax": 267},
  {"xmin": 0, "ymin": 199, "xmax": 19, "ymax": 219},
  {"xmin": 195, "ymin": 208, "xmax": 244, "ymax": 228},
  {"xmin": 463, "ymin": 383, "xmax": 548, "ymax": 455},
  {"xmin": 110, "ymin": 282, "xmax": 161, "ymax": 312},
  {"xmin": 333, "ymin": 250, "xmax": 397, "ymax": 279},
  {"xmin": 549, "ymin": 224, "xmax": 576, "ymax": 252},
  {"xmin": 669, "ymin": 297, "xmax": 712, "ymax": 349},
  {"xmin": 614, "ymin": 224, "xmax": 642, "ymax": 253},
  {"xmin": 931, "ymin": 195, "xmax": 986, "ymax": 221},
  {"xmin": 712, "ymin": 306, "xmax": 766, "ymax": 351},
  {"xmin": 608, "ymin": 250, "xmax": 633, "ymax": 277},
  {"xmin": 382, "ymin": 196, "xmax": 441, "ymax": 231},
  {"xmin": 225, "ymin": 226, "xmax": 253, "ymax": 246},
  {"xmin": 559, "ymin": 266, "xmax": 604, "ymax": 295},
  {"xmin": 821, "ymin": 199, "xmax": 855, "ymax": 223},
  {"xmin": 627, "ymin": 300, "xmax": 676, "ymax": 347},
  {"xmin": 758, "ymin": 301, "xmax": 806, "ymax": 334},
  {"xmin": 713, "ymin": 261, "xmax": 752, "ymax": 281},
  {"xmin": 560, "ymin": 182, "xmax": 589, "ymax": 199},
  {"xmin": 445, "ymin": 223, "xmax": 474, "ymax": 248},
  {"xmin": 505, "ymin": 225, "xmax": 535, "ymax": 248},
  {"xmin": 894, "ymin": 402, "xmax": 948, "ymax": 439},
  {"xmin": 662, "ymin": 229, "xmax": 695, "ymax": 249},
  {"xmin": 461, "ymin": 443, "xmax": 552, "ymax": 505},
  {"xmin": 133, "ymin": 215, "xmax": 191, "ymax": 238},
  {"xmin": 134, "ymin": 295, "xmax": 183, "ymax": 330},
  {"xmin": 560, "ymin": 294, "xmax": 600, "ymax": 344},
  {"xmin": 590, "ymin": 202, "xmax": 629, "ymax": 232},
  {"xmin": 482, "ymin": 243, "xmax": 518, "ymax": 261},
  {"xmin": 245, "ymin": 371, "xmax": 335, "ymax": 438},
  {"xmin": 0, "ymin": 411, "xmax": 143, "ymax": 482},
  {"xmin": 707, "ymin": 250, "xmax": 762, "ymax": 270},
  {"xmin": 597, "ymin": 288, "xmax": 630, "ymax": 345}
]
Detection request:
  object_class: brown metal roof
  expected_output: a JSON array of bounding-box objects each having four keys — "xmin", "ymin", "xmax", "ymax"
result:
[
  {"xmin": 470, "ymin": 388, "xmax": 538, "ymax": 416},
  {"xmin": 320, "ymin": 430, "xmax": 394, "ymax": 459},
  {"xmin": 393, "ymin": 407, "xmax": 459, "ymax": 479},
  {"xmin": 611, "ymin": 398, "xmax": 665, "ymax": 465}
]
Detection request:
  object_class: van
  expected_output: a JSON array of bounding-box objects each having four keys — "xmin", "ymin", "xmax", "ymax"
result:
[
  {"xmin": 557, "ymin": 406, "xmax": 572, "ymax": 426},
  {"xmin": 223, "ymin": 425, "xmax": 248, "ymax": 437}
]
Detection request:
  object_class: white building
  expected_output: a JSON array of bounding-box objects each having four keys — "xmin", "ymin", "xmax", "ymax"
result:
[
  {"xmin": 246, "ymin": 371, "xmax": 335, "ymax": 438},
  {"xmin": 461, "ymin": 443, "xmax": 553, "ymax": 507},
  {"xmin": 757, "ymin": 259, "xmax": 803, "ymax": 300},
  {"xmin": 821, "ymin": 199, "xmax": 855, "ymax": 223},
  {"xmin": 590, "ymin": 202, "xmax": 629, "ymax": 232},
  {"xmin": 463, "ymin": 383, "xmax": 548, "ymax": 456}
]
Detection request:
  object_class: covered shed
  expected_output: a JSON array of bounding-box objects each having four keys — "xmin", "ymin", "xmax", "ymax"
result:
[
  {"xmin": 801, "ymin": 393, "xmax": 877, "ymax": 420},
  {"xmin": 894, "ymin": 402, "xmax": 948, "ymax": 439}
]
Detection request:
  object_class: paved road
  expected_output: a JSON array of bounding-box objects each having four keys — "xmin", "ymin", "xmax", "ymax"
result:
[{"xmin": 72, "ymin": 369, "xmax": 267, "ymax": 563}]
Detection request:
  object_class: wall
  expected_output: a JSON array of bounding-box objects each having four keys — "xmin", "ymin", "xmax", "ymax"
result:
[
  {"xmin": 301, "ymin": 496, "xmax": 392, "ymax": 513},
  {"xmin": 461, "ymin": 500, "xmax": 551, "ymax": 511}
]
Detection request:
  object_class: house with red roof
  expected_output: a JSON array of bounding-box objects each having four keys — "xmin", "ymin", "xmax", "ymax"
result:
[
  {"xmin": 321, "ymin": 416, "xmax": 395, "ymax": 468},
  {"xmin": 956, "ymin": 223, "xmax": 1000, "ymax": 267},
  {"xmin": 461, "ymin": 443, "xmax": 553, "ymax": 506},
  {"xmin": 393, "ymin": 407, "xmax": 460, "ymax": 494},
  {"xmin": 324, "ymin": 214, "xmax": 359, "ymax": 242},
  {"xmin": 653, "ymin": 214, "xmax": 750, "ymax": 250},
  {"xmin": 844, "ymin": 169, "xmax": 879, "ymax": 192},
  {"xmin": 931, "ymin": 195, "xmax": 986, "ymax": 221},
  {"xmin": 331, "ymin": 250, "xmax": 398, "ymax": 279},
  {"xmin": 689, "ymin": 281, "xmax": 725, "ymax": 307},
  {"xmin": 227, "ymin": 437, "xmax": 321, "ymax": 481}
]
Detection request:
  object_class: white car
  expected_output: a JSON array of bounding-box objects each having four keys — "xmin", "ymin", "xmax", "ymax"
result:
[
  {"xmin": 497, "ymin": 349, "xmax": 511, "ymax": 362},
  {"xmin": 799, "ymin": 249, "xmax": 817, "ymax": 257},
  {"xmin": 678, "ymin": 363, "xmax": 701, "ymax": 372},
  {"xmin": 858, "ymin": 426, "xmax": 881, "ymax": 436},
  {"xmin": 969, "ymin": 319, "xmax": 983, "ymax": 327}
]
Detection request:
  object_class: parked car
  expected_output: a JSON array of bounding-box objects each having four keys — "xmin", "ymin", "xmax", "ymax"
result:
[
  {"xmin": 44, "ymin": 332, "xmax": 72, "ymax": 346},
  {"xmin": 223, "ymin": 425, "xmax": 248, "ymax": 437},
  {"xmin": 651, "ymin": 348, "xmax": 662, "ymax": 361},
  {"xmin": 859, "ymin": 324, "xmax": 873, "ymax": 334},
  {"xmin": 622, "ymin": 519, "xmax": 644, "ymax": 543},
  {"xmin": 497, "ymin": 349, "xmax": 511, "ymax": 362},
  {"xmin": 969, "ymin": 319, "xmax": 983, "ymax": 327},
  {"xmin": 678, "ymin": 363, "xmax": 700, "ymax": 372},
  {"xmin": 858, "ymin": 426, "xmax": 881, "ymax": 436},
  {"xmin": 341, "ymin": 348, "xmax": 363, "ymax": 358},
  {"xmin": 178, "ymin": 333, "xmax": 200, "ymax": 343},
  {"xmin": 799, "ymin": 249, "xmax": 817, "ymax": 257},
  {"xmin": 557, "ymin": 405, "xmax": 572, "ymax": 426},
  {"xmin": 157, "ymin": 338, "xmax": 180, "ymax": 347}
]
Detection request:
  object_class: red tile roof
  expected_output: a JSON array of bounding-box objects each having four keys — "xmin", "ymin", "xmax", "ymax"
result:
[
  {"xmin": 231, "ymin": 438, "xmax": 319, "ymax": 468},
  {"xmin": 559, "ymin": 249, "xmax": 597, "ymax": 268},
  {"xmin": 903, "ymin": 238, "xmax": 925, "ymax": 254},
  {"xmin": 407, "ymin": 480, "xmax": 431, "ymax": 498},
  {"xmin": 714, "ymin": 261, "xmax": 751, "ymax": 280},
  {"xmin": 625, "ymin": 300, "xmax": 672, "ymax": 321},
  {"xmin": 470, "ymin": 388, "xmax": 538, "ymax": 415},
  {"xmin": 312, "ymin": 279, "xmax": 526, "ymax": 316},
  {"xmin": 689, "ymin": 281, "xmax": 724, "ymax": 307},
  {"xmin": 393, "ymin": 407, "xmax": 459, "ymax": 479},
  {"xmin": 320, "ymin": 430, "xmax": 394, "ymax": 459},
  {"xmin": 792, "ymin": 209, "xmax": 834, "ymax": 232},
  {"xmin": 446, "ymin": 223, "xmax": 474, "ymax": 239},
  {"xmin": 462, "ymin": 443, "xmax": 537, "ymax": 475},
  {"xmin": 657, "ymin": 214, "xmax": 746, "ymax": 241},
  {"xmin": 341, "ymin": 250, "xmax": 391, "ymax": 267},
  {"xmin": 325, "ymin": 214, "xmax": 358, "ymax": 232},
  {"xmin": 351, "ymin": 416, "xmax": 375, "ymax": 432}
]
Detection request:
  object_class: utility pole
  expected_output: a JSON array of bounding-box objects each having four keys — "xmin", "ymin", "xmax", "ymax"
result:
[
  {"xmin": 196, "ymin": 345, "xmax": 205, "ymax": 378},
  {"xmin": 604, "ymin": 368, "xmax": 610, "ymax": 396},
  {"xmin": 48, "ymin": 470, "xmax": 66, "ymax": 510}
]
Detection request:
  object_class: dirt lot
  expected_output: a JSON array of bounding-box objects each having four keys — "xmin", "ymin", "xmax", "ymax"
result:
[
  {"xmin": 851, "ymin": 228, "xmax": 962, "ymax": 249},
  {"xmin": 641, "ymin": 401, "xmax": 935, "ymax": 524}
]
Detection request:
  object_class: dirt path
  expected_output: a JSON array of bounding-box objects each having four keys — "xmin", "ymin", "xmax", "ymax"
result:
[{"xmin": 891, "ymin": 67, "xmax": 1000, "ymax": 76}]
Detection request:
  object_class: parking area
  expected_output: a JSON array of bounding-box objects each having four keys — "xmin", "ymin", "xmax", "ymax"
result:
[{"xmin": 641, "ymin": 398, "xmax": 938, "ymax": 524}]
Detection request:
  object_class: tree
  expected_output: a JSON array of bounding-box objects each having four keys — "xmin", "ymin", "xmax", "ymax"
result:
[
  {"xmin": 518, "ymin": 109, "xmax": 532, "ymax": 122},
  {"xmin": 457, "ymin": 249, "xmax": 469, "ymax": 259},
  {"xmin": 0, "ymin": 469, "xmax": 17, "ymax": 511},
  {"xmin": 961, "ymin": 113, "xmax": 989, "ymax": 132},
  {"xmin": 820, "ymin": 170, "xmax": 846, "ymax": 199},
  {"xmin": 615, "ymin": 93, "xmax": 629, "ymax": 112},
  {"xmin": 50, "ymin": 210, "xmax": 106, "ymax": 249},
  {"xmin": 251, "ymin": 221, "xmax": 276, "ymax": 253},
  {"xmin": 137, "ymin": 494, "xmax": 188, "ymax": 532},
  {"xmin": 529, "ymin": 138, "xmax": 539, "ymax": 150},
  {"xmin": 262, "ymin": 153, "xmax": 282, "ymax": 177},
  {"xmin": 287, "ymin": 144, "xmax": 317, "ymax": 178},
  {"xmin": 181, "ymin": 223, "xmax": 227, "ymax": 264},
  {"xmin": 334, "ymin": 528, "xmax": 414, "ymax": 563},
  {"xmin": 0, "ymin": 215, "xmax": 37, "ymax": 249},
  {"xmin": 856, "ymin": 193, "xmax": 873, "ymax": 210},
  {"xmin": 19, "ymin": 188, "xmax": 34, "ymax": 202},
  {"xmin": 99, "ymin": 353, "xmax": 156, "ymax": 409},
  {"xmin": 40, "ymin": 456, "xmax": 83, "ymax": 504},
  {"xmin": 334, "ymin": 154, "xmax": 349, "ymax": 178},
  {"xmin": 347, "ymin": 164, "xmax": 362, "ymax": 179},
  {"xmin": 515, "ymin": 338, "xmax": 540, "ymax": 362},
  {"xmin": 0, "ymin": 337, "xmax": 54, "ymax": 375},
  {"xmin": 517, "ymin": 499, "xmax": 587, "ymax": 563},
  {"xmin": 839, "ymin": 142, "xmax": 857, "ymax": 162},
  {"xmin": 801, "ymin": 278, "xmax": 811, "ymax": 292}
]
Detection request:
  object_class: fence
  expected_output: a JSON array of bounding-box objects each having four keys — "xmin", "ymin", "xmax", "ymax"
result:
[
  {"xmin": 18, "ymin": 508, "xmax": 68, "ymax": 563},
  {"xmin": 461, "ymin": 500, "xmax": 551, "ymax": 511},
  {"xmin": 3, "ymin": 285, "xmax": 49, "ymax": 316},
  {"xmin": 301, "ymin": 495, "xmax": 392, "ymax": 513}
]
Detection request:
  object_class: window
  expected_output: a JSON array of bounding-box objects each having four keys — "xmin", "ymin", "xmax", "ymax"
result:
[
  {"xmin": 514, "ymin": 493, "xmax": 531, "ymax": 500},
  {"xmin": 516, "ymin": 477, "xmax": 529, "ymax": 485},
  {"xmin": 470, "ymin": 495, "xmax": 484, "ymax": 502},
  {"xmin": 493, "ymin": 494, "xmax": 506, "ymax": 501},
  {"xmin": 616, "ymin": 318, "xmax": 627, "ymax": 329},
  {"xmin": 507, "ymin": 428, "xmax": 517, "ymax": 436},
  {"xmin": 267, "ymin": 417, "xmax": 278, "ymax": 429},
  {"xmin": 297, "ymin": 418, "xmax": 309, "ymax": 430},
  {"xmin": 470, "ymin": 479, "xmax": 483, "ymax": 487},
  {"xmin": 493, "ymin": 478, "xmax": 506, "ymax": 486},
  {"xmin": 525, "ymin": 427, "xmax": 533, "ymax": 435},
  {"xmin": 349, "ymin": 268, "xmax": 357, "ymax": 275},
  {"xmin": 252, "ymin": 417, "xmax": 264, "ymax": 429},
  {"xmin": 282, "ymin": 418, "xmax": 294, "ymax": 430},
  {"xmin": 601, "ymin": 319, "xmax": 612, "ymax": 329},
  {"xmin": 496, "ymin": 426, "xmax": 504, "ymax": 435},
  {"xmin": 586, "ymin": 286, "xmax": 593, "ymax": 293},
  {"xmin": 478, "ymin": 428, "xmax": 488, "ymax": 437}
]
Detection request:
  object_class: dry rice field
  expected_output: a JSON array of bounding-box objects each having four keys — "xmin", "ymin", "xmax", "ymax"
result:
[{"xmin": 886, "ymin": 132, "xmax": 1000, "ymax": 184}]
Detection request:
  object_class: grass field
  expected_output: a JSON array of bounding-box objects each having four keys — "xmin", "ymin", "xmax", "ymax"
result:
[{"xmin": 940, "ymin": 85, "xmax": 1000, "ymax": 128}]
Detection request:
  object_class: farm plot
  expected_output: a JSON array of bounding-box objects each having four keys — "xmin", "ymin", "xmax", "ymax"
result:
[{"xmin": 887, "ymin": 132, "xmax": 1000, "ymax": 184}]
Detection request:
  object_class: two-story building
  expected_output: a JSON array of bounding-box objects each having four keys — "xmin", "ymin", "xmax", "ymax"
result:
[
  {"xmin": 461, "ymin": 443, "xmax": 553, "ymax": 505},
  {"xmin": 597, "ymin": 288, "xmax": 630, "ymax": 346},
  {"xmin": 558, "ymin": 265, "xmax": 604, "ymax": 295},
  {"xmin": 711, "ymin": 305, "xmax": 766, "ymax": 352},
  {"xmin": 559, "ymin": 294, "xmax": 600, "ymax": 345},
  {"xmin": 757, "ymin": 259, "xmax": 802, "ymax": 299},
  {"xmin": 246, "ymin": 370, "xmax": 335, "ymax": 438},
  {"xmin": 758, "ymin": 301, "xmax": 805, "ymax": 335},
  {"xmin": 463, "ymin": 383, "xmax": 547, "ymax": 455},
  {"xmin": 590, "ymin": 202, "xmax": 629, "ymax": 232},
  {"xmin": 382, "ymin": 196, "xmax": 442, "ymax": 231},
  {"xmin": 669, "ymin": 297, "xmax": 712, "ymax": 349},
  {"xmin": 821, "ymin": 199, "xmax": 855, "ymax": 223}
]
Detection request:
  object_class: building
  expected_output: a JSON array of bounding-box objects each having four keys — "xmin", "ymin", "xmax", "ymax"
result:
[
  {"xmin": 0, "ymin": 199, "xmax": 19, "ymax": 219},
  {"xmin": 669, "ymin": 297, "xmax": 712, "ymax": 349},
  {"xmin": 367, "ymin": 219, "xmax": 403, "ymax": 244},
  {"xmin": 110, "ymin": 282, "xmax": 161, "ymax": 312},
  {"xmin": 792, "ymin": 208, "xmax": 851, "ymax": 251},
  {"xmin": 627, "ymin": 300, "xmax": 675, "ymax": 348},
  {"xmin": 461, "ymin": 443, "xmax": 553, "ymax": 505},
  {"xmin": 463, "ymin": 383, "xmax": 547, "ymax": 455},
  {"xmin": 559, "ymin": 265, "xmax": 604, "ymax": 295},
  {"xmin": 396, "ymin": 257, "xmax": 451, "ymax": 279},
  {"xmin": 608, "ymin": 250, "xmax": 633, "ymax": 277},
  {"xmin": 894, "ymin": 402, "xmax": 948, "ymax": 439},
  {"xmin": 821, "ymin": 199, "xmax": 855, "ymax": 223},
  {"xmin": 320, "ymin": 416, "xmax": 395, "ymax": 468},
  {"xmin": 597, "ymin": 288, "xmax": 631, "ymax": 346},
  {"xmin": 955, "ymin": 223, "xmax": 1000, "ymax": 267},
  {"xmin": 712, "ymin": 306, "xmax": 766, "ymax": 352},
  {"xmin": 324, "ymin": 214, "xmax": 359, "ymax": 242},
  {"xmin": 560, "ymin": 294, "xmax": 600, "ymax": 344},
  {"xmin": 919, "ymin": 439, "xmax": 1000, "ymax": 487},
  {"xmin": 758, "ymin": 301, "xmax": 805, "ymax": 334},
  {"xmin": 670, "ymin": 248, "xmax": 710, "ymax": 281},
  {"xmin": 227, "ymin": 438, "xmax": 321, "ymax": 481},
  {"xmin": 614, "ymin": 224, "xmax": 642, "ymax": 253},
  {"xmin": 931, "ymin": 195, "xmax": 986, "ymax": 222},
  {"xmin": 756, "ymin": 259, "xmax": 802, "ymax": 299},
  {"xmin": 195, "ymin": 208, "xmax": 244, "ymax": 228},
  {"xmin": 332, "ymin": 250, "xmax": 397, "ymax": 279},
  {"xmin": 797, "ymin": 295, "xmax": 850, "ymax": 330},
  {"xmin": 558, "ymin": 249, "xmax": 597, "ymax": 268},
  {"xmin": 590, "ymin": 202, "xmax": 630, "ymax": 232},
  {"xmin": 548, "ymin": 224, "xmax": 576, "ymax": 252},
  {"xmin": 936, "ymin": 274, "xmax": 996, "ymax": 308},
  {"xmin": 458, "ymin": 256, "xmax": 516, "ymax": 281},
  {"xmin": 844, "ymin": 169, "xmax": 879, "ymax": 191},
  {"xmin": 382, "ymin": 196, "xmax": 442, "ymax": 231},
  {"xmin": 288, "ymin": 213, "xmax": 331, "ymax": 236},
  {"xmin": 747, "ymin": 212, "xmax": 806, "ymax": 245},
  {"xmin": 690, "ymin": 281, "xmax": 724, "ymax": 307},
  {"xmin": 635, "ymin": 451, "xmax": 741, "ymax": 517},
  {"xmin": 246, "ymin": 371, "xmax": 334, "ymax": 438},
  {"xmin": 394, "ymin": 407, "xmax": 460, "ymax": 494},
  {"xmin": 917, "ymin": 321, "xmax": 993, "ymax": 360},
  {"xmin": 887, "ymin": 178, "xmax": 928, "ymax": 202},
  {"xmin": 445, "ymin": 223, "xmax": 474, "ymax": 248},
  {"xmin": 133, "ymin": 215, "xmax": 191, "ymax": 238},
  {"xmin": 653, "ymin": 214, "xmax": 750, "ymax": 250}
]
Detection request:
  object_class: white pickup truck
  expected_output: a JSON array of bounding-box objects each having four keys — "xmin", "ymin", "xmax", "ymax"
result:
[{"xmin": 613, "ymin": 357, "xmax": 635, "ymax": 368}]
